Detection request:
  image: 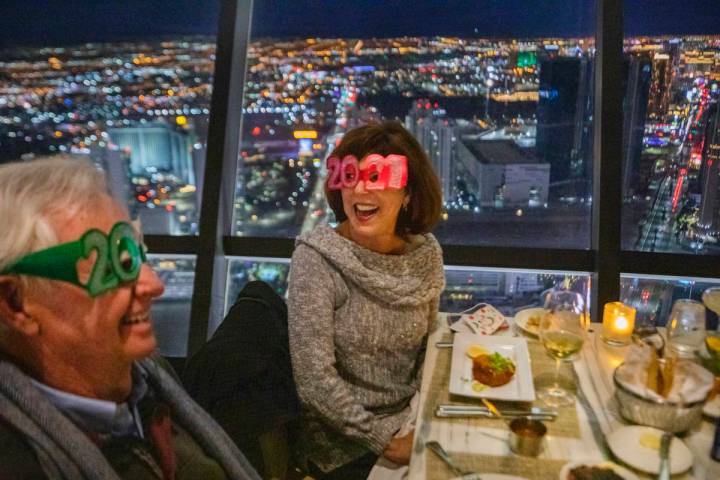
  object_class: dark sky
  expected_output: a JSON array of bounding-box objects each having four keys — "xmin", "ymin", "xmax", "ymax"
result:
[{"xmin": 0, "ymin": 0, "xmax": 717, "ymax": 47}]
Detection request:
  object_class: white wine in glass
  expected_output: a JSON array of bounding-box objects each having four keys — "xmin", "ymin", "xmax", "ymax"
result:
[
  {"xmin": 539, "ymin": 289, "xmax": 586, "ymax": 407},
  {"xmin": 542, "ymin": 329, "xmax": 585, "ymax": 360}
]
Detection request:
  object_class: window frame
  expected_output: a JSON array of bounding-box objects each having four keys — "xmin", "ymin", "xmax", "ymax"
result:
[{"xmin": 140, "ymin": 0, "xmax": 720, "ymax": 357}]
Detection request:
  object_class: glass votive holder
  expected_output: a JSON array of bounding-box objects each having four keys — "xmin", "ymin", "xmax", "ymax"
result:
[
  {"xmin": 667, "ymin": 298, "xmax": 706, "ymax": 358},
  {"xmin": 602, "ymin": 302, "xmax": 636, "ymax": 346}
]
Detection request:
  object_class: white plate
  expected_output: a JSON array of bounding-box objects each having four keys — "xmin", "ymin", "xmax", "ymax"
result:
[
  {"xmin": 513, "ymin": 307, "xmax": 546, "ymax": 337},
  {"xmin": 449, "ymin": 333, "xmax": 535, "ymax": 402},
  {"xmin": 559, "ymin": 461, "xmax": 638, "ymax": 480},
  {"xmin": 606, "ymin": 426, "xmax": 693, "ymax": 475},
  {"xmin": 703, "ymin": 395, "xmax": 720, "ymax": 418}
]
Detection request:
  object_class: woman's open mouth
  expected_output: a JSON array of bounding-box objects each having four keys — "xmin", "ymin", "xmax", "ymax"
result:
[{"xmin": 354, "ymin": 203, "xmax": 379, "ymax": 222}]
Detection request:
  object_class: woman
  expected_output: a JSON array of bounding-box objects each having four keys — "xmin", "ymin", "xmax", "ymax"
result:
[{"xmin": 287, "ymin": 121, "xmax": 445, "ymax": 479}]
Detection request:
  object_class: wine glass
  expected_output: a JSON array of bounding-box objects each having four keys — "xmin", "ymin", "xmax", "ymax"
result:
[
  {"xmin": 702, "ymin": 287, "xmax": 720, "ymax": 317},
  {"xmin": 667, "ymin": 299, "xmax": 706, "ymax": 358},
  {"xmin": 538, "ymin": 288, "xmax": 586, "ymax": 407},
  {"xmin": 701, "ymin": 287, "xmax": 720, "ymax": 365}
]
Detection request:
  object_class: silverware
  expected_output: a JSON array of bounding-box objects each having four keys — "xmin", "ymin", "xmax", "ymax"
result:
[
  {"xmin": 435, "ymin": 341, "xmax": 453, "ymax": 348},
  {"xmin": 437, "ymin": 404, "xmax": 558, "ymax": 417},
  {"xmin": 658, "ymin": 431, "xmax": 672, "ymax": 480},
  {"xmin": 435, "ymin": 408, "xmax": 556, "ymax": 421},
  {"xmin": 425, "ymin": 440, "xmax": 485, "ymax": 480}
]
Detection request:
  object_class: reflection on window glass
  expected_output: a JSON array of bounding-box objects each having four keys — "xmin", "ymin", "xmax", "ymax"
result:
[
  {"xmin": 442, "ymin": 267, "xmax": 590, "ymax": 316},
  {"xmin": 148, "ymin": 255, "xmax": 196, "ymax": 357},
  {"xmin": 226, "ymin": 257, "xmax": 590, "ymax": 320},
  {"xmin": 620, "ymin": 274, "xmax": 720, "ymax": 329},
  {"xmin": 622, "ymin": 3, "xmax": 720, "ymax": 254},
  {"xmin": 0, "ymin": 4, "xmax": 219, "ymax": 235},
  {"xmin": 234, "ymin": 1, "xmax": 595, "ymax": 249},
  {"xmin": 226, "ymin": 257, "xmax": 291, "ymax": 314}
]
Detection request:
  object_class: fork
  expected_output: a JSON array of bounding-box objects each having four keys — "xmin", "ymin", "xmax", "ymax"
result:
[{"xmin": 425, "ymin": 441, "xmax": 485, "ymax": 480}]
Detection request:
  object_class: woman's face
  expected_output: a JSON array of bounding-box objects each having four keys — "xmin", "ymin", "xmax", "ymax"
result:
[{"xmin": 340, "ymin": 155, "xmax": 408, "ymax": 245}]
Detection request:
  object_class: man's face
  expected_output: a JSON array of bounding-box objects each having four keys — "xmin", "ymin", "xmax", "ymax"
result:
[{"xmin": 25, "ymin": 196, "xmax": 165, "ymax": 369}]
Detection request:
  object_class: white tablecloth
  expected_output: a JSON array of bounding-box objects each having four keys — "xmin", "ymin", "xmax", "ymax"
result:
[{"xmin": 407, "ymin": 315, "xmax": 720, "ymax": 479}]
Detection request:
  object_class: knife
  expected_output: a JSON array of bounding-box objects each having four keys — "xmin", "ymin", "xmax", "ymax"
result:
[
  {"xmin": 435, "ymin": 408, "xmax": 556, "ymax": 421},
  {"xmin": 437, "ymin": 405, "xmax": 558, "ymax": 417}
]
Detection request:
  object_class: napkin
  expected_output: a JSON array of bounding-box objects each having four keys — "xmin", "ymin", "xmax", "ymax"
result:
[
  {"xmin": 615, "ymin": 342, "xmax": 715, "ymax": 403},
  {"xmin": 449, "ymin": 303, "xmax": 507, "ymax": 335}
]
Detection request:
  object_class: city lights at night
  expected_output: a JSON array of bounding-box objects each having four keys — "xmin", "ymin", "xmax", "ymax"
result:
[{"xmin": 1, "ymin": 0, "xmax": 719, "ymax": 329}]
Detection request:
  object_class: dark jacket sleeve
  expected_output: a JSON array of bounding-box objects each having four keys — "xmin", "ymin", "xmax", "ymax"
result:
[{"xmin": 0, "ymin": 416, "xmax": 49, "ymax": 480}]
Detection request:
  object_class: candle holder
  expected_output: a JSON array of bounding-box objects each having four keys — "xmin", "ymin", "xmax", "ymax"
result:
[{"xmin": 602, "ymin": 302, "xmax": 636, "ymax": 346}]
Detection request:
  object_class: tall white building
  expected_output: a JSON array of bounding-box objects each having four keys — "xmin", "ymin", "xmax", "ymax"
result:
[{"xmin": 405, "ymin": 102, "xmax": 456, "ymax": 204}]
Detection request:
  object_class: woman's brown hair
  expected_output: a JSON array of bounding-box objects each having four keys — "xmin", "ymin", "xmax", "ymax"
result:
[{"xmin": 324, "ymin": 120, "xmax": 442, "ymax": 235}]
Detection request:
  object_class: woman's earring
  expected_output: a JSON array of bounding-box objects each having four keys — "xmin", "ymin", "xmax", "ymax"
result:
[{"xmin": 402, "ymin": 197, "xmax": 409, "ymax": 212}]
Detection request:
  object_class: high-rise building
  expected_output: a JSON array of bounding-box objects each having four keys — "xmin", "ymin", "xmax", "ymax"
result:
[
  {"xmin": 456, "ymin": 139, "xmax": 550, "ymax": 208},
  {"xmin": 405, "ymin": 102, "xmax": 455, "ymax": 204},
  {"xmin": 536, "ymin": 56, "xmax": 593, "ymax": 184},
  {"xmin": 647, "ymin": 53, "xmax": 673, "ymax": 118},
  {"xmin": 109, "ymin": 122, "xmax": 195, "ymax": 185},
  {"xmin": 622, "ymin": 55, "xmax": 652, "ymax": 197},
  {"xmin": 699, "ymin": 103, "xmax": 720, "ymax": 232}
]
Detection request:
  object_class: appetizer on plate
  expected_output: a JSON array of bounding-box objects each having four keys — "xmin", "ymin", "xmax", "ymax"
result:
[
  {"xmin": 559, "ymin": 461, "xmax": 638, "ymax": 480},
  {"xmin": 566, "ymin": 465, "xmax": 624, "ymax": 480},
  {"xmin": 467, "ymin": 346, "xmax": 516, "ymax": 387}
]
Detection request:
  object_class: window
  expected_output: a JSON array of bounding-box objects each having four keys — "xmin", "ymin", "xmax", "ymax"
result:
[
  {"xmin": 148, "ymin": 255, "xmax": 197, "ymax": 357},
  {"xmin": 233, "ymin": 1, "xmax": 596, "ymax": 249},
  {"xmin": 225, "ymin": 257, "xmax": 590, "ymax": 320},
  {"xmin": 4, "ymin": 1, "xmax": 720, "ymax": 358},
  {"xmin": 620, "ymin": 273, "xmax": 720, "ymax": 329},
  {"xmin": 442, "ymin": 266, "xmax": 589, "ymax": 314},
  {"xmin": 0, "ymin": 2, "xmax": 220, "ymax": 235},
  {"xmin": 225, "ymin": 257, "xmax": 291, "ymax": 314},
  {"xmin": 622, "ymin": 1, "xmax": 720, "ymax": 255}
]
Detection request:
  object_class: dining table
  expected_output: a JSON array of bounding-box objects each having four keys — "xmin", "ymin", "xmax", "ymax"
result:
[{"xmin": 407, "ymin": 313, "xmax": 720, "ymax": 480}]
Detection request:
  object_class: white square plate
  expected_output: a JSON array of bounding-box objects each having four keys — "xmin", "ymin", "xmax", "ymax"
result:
[{"xmin": 449, "ymin": 333, "xmax": 535, "ymax": 402}]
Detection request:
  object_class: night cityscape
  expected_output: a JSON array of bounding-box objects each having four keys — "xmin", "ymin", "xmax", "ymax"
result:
[{"xmin": 1, "ymin": 1, "xmax": 719, "ymax": 352}]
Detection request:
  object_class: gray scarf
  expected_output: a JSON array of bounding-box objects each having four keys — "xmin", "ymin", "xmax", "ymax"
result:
[{"xmin": 0, "ymin": 356, "xmax": 260, "ymax": 480}]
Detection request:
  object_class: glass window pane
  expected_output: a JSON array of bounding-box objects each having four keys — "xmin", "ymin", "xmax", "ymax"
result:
[
  {"xmin": 443, "ymin": 266, "xmax": 590, "ymax": 316},
  {"xmin": 620, "ymin": 273, "xmax": 720, "ymax": 330},
  {"xmin": 226, "ymin": 256, "xmax": 590, "ymax": 321},
  {"xmin": 0, "ymin": 3, "xmax": 220, "ymax": 235},
  {"xmin": 234, "ymin": 1, "xmax": 595, "ymax": 249},
  {"xmin": 622, "ymin": 2, "xmax": 720, "ymax": 254},
  {"xmin": 148, "ymin": 254, "xmax": 196, "ymax": 357},
  {"xmin": 225, "ymin": 257, "xmax": 291, "ymax": 315}
]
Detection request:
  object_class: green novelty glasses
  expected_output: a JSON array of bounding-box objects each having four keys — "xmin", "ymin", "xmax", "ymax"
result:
[{"xmin": 1, "ymin": 221, "xmax": 148, "ymax": 297}]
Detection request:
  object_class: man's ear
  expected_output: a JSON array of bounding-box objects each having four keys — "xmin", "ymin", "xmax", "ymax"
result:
[{"xmin": 0, "ymin": 276, "xmax": 39, "ymax": 336}]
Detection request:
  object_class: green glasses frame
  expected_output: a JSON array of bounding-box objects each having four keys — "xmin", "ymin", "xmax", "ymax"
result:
[{"xmin": 1, "ymin": 221, "xmax": 148, "ymax": 297}]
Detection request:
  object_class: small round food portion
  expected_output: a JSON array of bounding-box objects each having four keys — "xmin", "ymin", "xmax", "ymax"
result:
[
  {"xmin": 472, "ymin": 352, "xmax": 516, "ymax": 387},
  {"xmin": 567, "ymin": 465, "xmax": 624, "ymax": 480}
]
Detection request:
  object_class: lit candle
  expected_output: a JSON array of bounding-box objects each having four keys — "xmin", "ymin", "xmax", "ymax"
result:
[{"xmin": 602, "ymin": 302, "xmax": 636, "ymax": 346}]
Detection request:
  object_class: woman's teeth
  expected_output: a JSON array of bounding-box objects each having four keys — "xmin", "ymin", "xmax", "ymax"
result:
[
  {"xmin": 122, "ymin": 313, "xmax": 149, "ymax": 325},
  {"xmin": 355, "ymin": 204, "xmax": 379, "ymax": 218}
]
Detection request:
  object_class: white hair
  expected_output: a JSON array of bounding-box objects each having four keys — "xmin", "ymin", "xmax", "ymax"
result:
[{"xmin": 0, "ymin": 156, "xmax": 111, "ymax": 273}]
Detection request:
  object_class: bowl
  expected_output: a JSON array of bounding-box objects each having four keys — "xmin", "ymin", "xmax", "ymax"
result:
[{"xmin": 613, "ymin": 362, "xmax": 707, "ymax": 433}]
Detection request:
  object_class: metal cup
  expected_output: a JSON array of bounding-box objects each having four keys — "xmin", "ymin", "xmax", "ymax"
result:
[{"xmin": 509, "ymin": 418, "xmax": 547, "ymax": 456}]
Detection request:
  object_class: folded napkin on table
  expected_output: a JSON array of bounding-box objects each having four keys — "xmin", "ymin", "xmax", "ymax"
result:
[
  {"xmin": 449, "ymin": 303, "xmax": 507, "ymax": 335},
  {"xmin": 615, "ymin": 342, "xmax": 714, "ymax": 403}
]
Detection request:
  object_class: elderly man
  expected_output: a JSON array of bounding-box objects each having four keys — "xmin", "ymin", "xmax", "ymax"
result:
[{"xmin": 0, "ymin": 157, "xmax": 259, "ymax": 479}]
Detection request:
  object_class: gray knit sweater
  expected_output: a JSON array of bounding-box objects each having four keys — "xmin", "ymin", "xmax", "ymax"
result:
[{"xmin": 287, "ymin": 225, "xmax": 445, "ymax": 472}]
